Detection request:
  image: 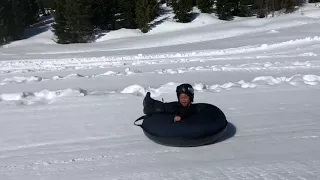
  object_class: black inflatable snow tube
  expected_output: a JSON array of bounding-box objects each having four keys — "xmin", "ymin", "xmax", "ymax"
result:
[{"xmin": 135, "ymin": 103, "xmax": 228, "ymax": 147}]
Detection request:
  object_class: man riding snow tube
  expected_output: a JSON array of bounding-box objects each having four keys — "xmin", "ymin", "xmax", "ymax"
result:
[{"xmin": 134, "ymin": 83, "xmax": 228, "ymax": 147}]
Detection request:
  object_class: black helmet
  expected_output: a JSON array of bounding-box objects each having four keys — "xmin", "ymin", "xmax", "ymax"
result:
[{"xmin": 176, "ymin": 83, "xmax": 194, "ymax": 102}]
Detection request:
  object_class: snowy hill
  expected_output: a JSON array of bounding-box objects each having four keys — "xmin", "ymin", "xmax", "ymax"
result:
[{"xmin": 0, "ymin": 3, "xmax": 320, "ymax": 180}]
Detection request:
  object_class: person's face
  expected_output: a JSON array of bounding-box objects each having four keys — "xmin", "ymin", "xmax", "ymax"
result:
[{"xmin": 179, "ymin": 93, "xmax": 191, "ymax": 107}]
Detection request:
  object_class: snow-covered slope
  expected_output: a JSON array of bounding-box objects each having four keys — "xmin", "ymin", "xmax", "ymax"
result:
[{"xmin": 1, "ymin": 3, "xmax": 320, "ymax": 180}]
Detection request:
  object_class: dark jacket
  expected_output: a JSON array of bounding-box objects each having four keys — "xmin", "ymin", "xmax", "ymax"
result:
[
  {"xmin": 143, "ymin": 93, "xmax": 197, "ymax": 119},
  {"xmin": 165, "ymin": 102, "xmax": 197, "ymax": 119}
]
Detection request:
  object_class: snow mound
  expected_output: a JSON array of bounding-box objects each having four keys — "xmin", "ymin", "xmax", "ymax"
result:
[
  {"xmin": 156, "ymin": 60, "xmax": 317, "ymax": 74},
  {"xmin": 121, "ymin": 82, "xmax": 177, "ymax": 97},
  {"xmin": 149, "ymin": 13, "xmax": 222, "ymax": 34},
  {"xmin": 0, "ymin": 69, "xmax": 144, "ymax": 86},
  {"xmin": 304, "ymin": 9, "xmax": 320, "ymax": 18},
  {"xmin": 0, "ymin": 88, "xmax": 87, "ymax": 105},
  {"xmin": 149, "ymin": 82, "xmax": 177, "ymax": 97},
  {"xmin": 52, "ymin": 74, "xmax": 86, "ymax": 80},
  {"xmin": 95, "ymin": 68, "xmax": 140, "ymax": 77},
  {"xmin": 0, "ymin": 74, "xmax": 87, "ymax": 85},
  {"xmin": 267, "ymin": 29, "xmax": 279, "ymax": 33},
  {"xmin": 0, "ymin": 76, "xmax": 43, "ymax": 85},
  {"xmin": 120, "ymin": 74, "xmax": 320, "ymax": 97},
  {"xmin": 101, "ymin": 71, "xmax": 118, "ymax": 76},
  {"xmin": 251, "ymin": 74, "xmax": 320, "ymax": 86},
  {"xmin": 209, "ymin": 74, "xmax": 320, "ymax": 91},
  {"xmin": 252, "ymin": 76, "xmax": 285, "ymax": 85},
  {"xmin": 65, "ymin": 73, "xmax": 85, "ymax": 79},
  {"xmin": 292, "ymin": 61, "xmax": 312, "ymax": 66},
  {"xmin": 191, "ymin": 13, "xmax": 222, "ymax": 25},
  {"xmin": 124, "ymin": 68, "xmax": 141, "ymax": 75},
  {"xmin": 93, "ymin": 71, "xmax": 119, "ymax": 77},
  {"xmin": 95, "ymin": 29, "xmax": 143, "ymax": 42},
  {"xmin": 303, "ymin": 74, "xmax": 320, "ymax": 81},
  {"xmin": 52, "ymin": 75, "xmax": 64, "ymax": 80},
  {"xmin": 156, "ymin": 69, "xmax": 179, "ymax": 74},
  {"xmin": 302, "ymin": 74, "xmax": 320, "ymax": 85},
  {"xmin": 95, "ymin": 9, "xmax": 222, "ymax": 42},
  {"xmin": 237, "ymin": 80, "xmax": 257, "ymax": 88},
  {"xmin": 121, "ymin": 85, "xmax": 147, "ymax": 97},
  {"xmin": 194, "ymin": 83, "xmax": 206, "ymax": 91},
  {"xmin": 259, "ymin": 36, "xmax": 320, "ymax": 50},
  {"xmin": 3, "ymin": 30, "xmax": 54, "ymax": 48},
  {"xmin": 298, "ymin": 52, "xmax": 317, "ymax": 57}
]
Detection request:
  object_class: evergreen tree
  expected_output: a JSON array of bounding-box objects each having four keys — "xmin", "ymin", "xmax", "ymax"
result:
[
  {"xmin": 256, "ymin": 0, "xmax": 266, "ymax": 18},
  {"xmin": 192, "ymin": 0, "xmax": 197, "ymax": 6},
  {"xmin": 216, "ymin": 0, "xmax": 235, "ymax": 20},
  {"xmin": 135, "ymin": 0, "xmax": 158, "ymax": 33},
  {"xmin": 26, "ymin": 0, "xmax": 40, "ymax": 25},
  {"xmin": 233, "ymin": 0, "xmax": 254, "ymax": 17},
  {"xmin": 295, "ymin": 0, "xmax": 307, "ymax": 6},
  {"xmin": 13, "ymin": 0, "xmax": 40, "ymax": 27},
  {"xmin": 0, "ymin": 6, "xmax": 4, "ymax": 44},
  {"xmin": 150, "ymin": 0, "xmax": 159, "ymax": 20},
  {"xmin": 109, "ymin": 0, "xmax": 122, "ymax": 30},
  {"xmin": 52, "ymin": 0, "xmax": 68, "ymax": 43},
  {"xmin": 10, "ymin": 0, "xmax": 26, "ymax": 39},
  {"xmin": 0, "ymin": 0, "xmax": 9, "ymax": 44},
  {"xmin": 119, "ymin": 0, "xmax": 137, "ymax": 29},
  {"xmin": 0, "ymin": 0, "xmax": 25, "ymax": 43},
  {"xmin": 253, "ymin": 0, "xmax": 303, "ymax": 18},
  {"xmin": 63, "ymin": 0, "xmax": 94, "ymax": 43},
  {"xmin": 196, "ymin": 0, "xmax": 214, "ymax": 13},
  {"xmin": 7, "ymin": 0, "xmax": 40, "ymax": 41},
  {"xmin": 282, "ymin": 0, "xmax": 296, "ymax": 13},
  {"xmin": 166, "ymin": 0, "xmax": 175, "ymax": 6},
  {"xmin": 172, "ymin": 0, "xmax": 194, "ymax": 23},
  {"xmin": 53, "ymin": 0, "xmax": 95, "ymax": 43},
  {"xmin": 5, "ymin": 0, "xmax": 19, "ymax": 41},
  {"xmin": 42, "ymin": 0, "xmax": 54, "ymax": 9},
  {"xmin": 91, "ymin": 0, "xmax": 113, "ymax": 30},
  {"xmin": 37, "ymin": 0, "xmax": 46, "ymax": 15}
]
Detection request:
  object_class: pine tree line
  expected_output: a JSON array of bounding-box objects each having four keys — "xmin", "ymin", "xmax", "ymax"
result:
[
  {"xmin": 254, "ymin": 0, "xmax": 311, "ymax": 18},
  {"xmin": 167, "ymin": 0, "xmax": 307, "ymax": 21},
  {"xmin": 1, "ymin": 0, "xmax": 316, "ymax": 45},
  {"xmin": 215, "ymin": 0, "xmax": 307, "ymax": 20},
  {"xmin": 52, "ymin": 0, "xmax": 160, "ymax": 43},
  {"xmin": 0, "ymin": 0, "xmax": 46, "ymax": 45}
]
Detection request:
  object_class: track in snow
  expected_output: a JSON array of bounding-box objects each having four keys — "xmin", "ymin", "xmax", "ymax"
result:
[
  {"xmin": 0, "ymin": 74, "xmax": 320, "ymax": 105},
  {"xmin": 1, "ymin": 60, "xmax": 320, "ymax": 85},
  {"xmin": 0, "ymin": 41, "xmax": 318, "ymax": 74},
  {"xmin": 1, "ymin": 11, "xmax": 320, "ymax": 179},
  {"xmin": 0, "ymin": 85, "xmax": 319, "ymax": 180}
]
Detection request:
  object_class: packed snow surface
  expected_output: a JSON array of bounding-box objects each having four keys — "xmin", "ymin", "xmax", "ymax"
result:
[{"xmin": 1, "ymin": 3, "xmax": 320, "ymax": 180}]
